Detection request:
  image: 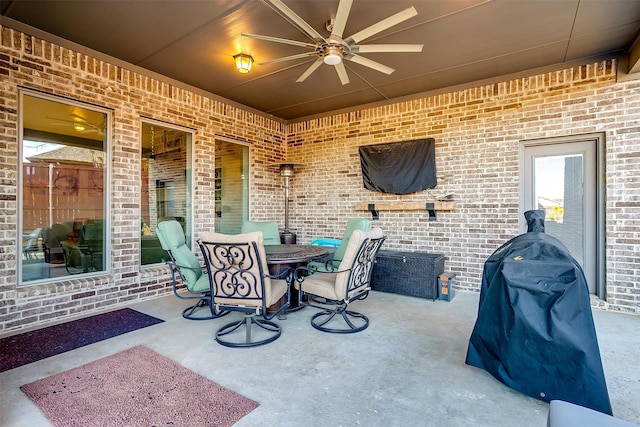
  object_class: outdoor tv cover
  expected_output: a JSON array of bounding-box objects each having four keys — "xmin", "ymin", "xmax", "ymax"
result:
[{"xmin": 359, "ymin": 138, "xmax": 436, "ymax": 195}]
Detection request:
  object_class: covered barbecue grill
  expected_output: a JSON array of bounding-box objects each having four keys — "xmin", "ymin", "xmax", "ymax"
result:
[{"xmin": 466, "ymin": 210, "xmax": 612, "ymax": 415}]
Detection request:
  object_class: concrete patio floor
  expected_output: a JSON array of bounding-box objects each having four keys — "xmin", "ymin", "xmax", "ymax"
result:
[{"xmin": 1, "ymin": 290, "xmax": 638, "ymax": 426}]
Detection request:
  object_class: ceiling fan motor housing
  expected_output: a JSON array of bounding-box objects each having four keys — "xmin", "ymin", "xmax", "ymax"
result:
[{"xmin": 324, "ymin": 45, "xmax": 345, "ymax": 65}]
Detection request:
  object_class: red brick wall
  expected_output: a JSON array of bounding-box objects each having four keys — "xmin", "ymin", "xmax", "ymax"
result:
[
  {"xmin": 0, "ymin": 26, "xmax": 286, "ymax": 333},
  {"xmin": 285, "ymin": 60, "xmax": 639, "ymax": 314},
  {"xmin": 1, "ymin": 25, "xmax": 638, "ymax": 334}
]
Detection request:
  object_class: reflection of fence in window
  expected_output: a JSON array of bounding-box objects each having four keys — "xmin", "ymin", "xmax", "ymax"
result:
[{"xmin": 22, "ymin": 163, "xmax": 104, "ymax": 232}]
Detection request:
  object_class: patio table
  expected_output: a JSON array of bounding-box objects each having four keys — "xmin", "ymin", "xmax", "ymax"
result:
[{"xmin": 265, "ymin": 244, "xmax": 328, "ymax": 313}]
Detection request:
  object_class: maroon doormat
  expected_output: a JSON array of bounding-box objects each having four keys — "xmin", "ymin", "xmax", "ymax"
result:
[
  {"xmin": 21, "ymin": 345, "xmax": 259, "ymax": 427},
  {"xmin": 0, "ymin": 308, "xmax": 164, "ymax": 372}
]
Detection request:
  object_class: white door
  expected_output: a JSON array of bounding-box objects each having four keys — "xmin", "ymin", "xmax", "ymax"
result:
[{"xmin": 521, "ymin": 135, "xmax": 604, "ymax": 295}]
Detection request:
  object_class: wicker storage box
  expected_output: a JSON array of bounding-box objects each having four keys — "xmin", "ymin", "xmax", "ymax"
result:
[{"xmin": 371, "ymin": 250, "xmax": 445, "ymax": 300}]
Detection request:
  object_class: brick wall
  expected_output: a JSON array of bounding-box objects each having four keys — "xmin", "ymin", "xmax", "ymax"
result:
[
  {"xmin": 1, "ymin": 25, "xmax": 638, "ymax": 334},
  {"xmin": 285, "ymin": 60, "xmax": 640, "ymax": 315},
  {"xmin": 0, "ymin": 26, "xmax": 286, "ymax": 334}
]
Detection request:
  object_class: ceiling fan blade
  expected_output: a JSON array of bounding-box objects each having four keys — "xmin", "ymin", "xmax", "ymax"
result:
[
  {"xmin": 241, "ymin": 33, "xmax": 316, "ymax": 49},
  {"xmin": 258, "ymin": 52, "xmax": 317, "ymax": 66},
  {"xmin": 348, "ymin": 54, "xmax": 395, "ymax": 75},
  {"xmin": 267, "ymin": 0, "xmax": 326, "ymax": 42},
  {"xmin": 345, "ymin": 6, "xmax": 418, "ymax": 45},
  {"xmin": 331, "ymin": 0, "xmax": 353, "ymax": 38},
  {"xmin": 296, "ymin": 59, "xmax": 323, "ymax": 82},
  {"xmin": 46, "ymin": 116, "xmax": 102, "ymax": 130},
  {"xmin": 335, "ymin": 61, "xmax": 350, "ymax": 85},
  {"xmin": 352, "ymin": 44, "xmax": 423, "ymax": 53}
]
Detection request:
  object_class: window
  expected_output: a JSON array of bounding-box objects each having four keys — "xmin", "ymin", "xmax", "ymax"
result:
[
  {"xmin": 140, "ymin": 122, "xmax": 192, "ymax": 265},
  {"xmin": 214, "ymin": 139, "xmax": 249, "ymax": 234},
  {"xmin": 19, "ymin": 92, "xmax": 109, "ymax": 283}
]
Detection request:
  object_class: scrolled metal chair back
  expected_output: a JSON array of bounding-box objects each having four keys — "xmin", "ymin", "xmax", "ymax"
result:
[
  {"xmin": 200, "ymin": 240, "xmax": 267, "ymax": 305},
  {"xmin": 344, "ymin": 236, "xmax": 386, "ymax": 301}
]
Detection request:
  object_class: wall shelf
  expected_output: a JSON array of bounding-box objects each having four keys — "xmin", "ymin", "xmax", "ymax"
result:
[{"xmin": 355, "ymin": 201, "xmax": 456, "ymax": 221}]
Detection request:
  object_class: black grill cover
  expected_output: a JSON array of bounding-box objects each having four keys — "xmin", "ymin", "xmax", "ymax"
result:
[{"xmin": 465, "ymin": 210, "xmax": 612, "ymax": 415}]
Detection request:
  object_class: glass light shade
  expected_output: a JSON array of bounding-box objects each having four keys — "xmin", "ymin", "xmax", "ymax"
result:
[
  {"xmin": 234, "ymin": 54, "xmax": 253, "ymax": 73},
  {"xmin": 323, "ymin": 46, "xmax": 342, "ymax": 65}
]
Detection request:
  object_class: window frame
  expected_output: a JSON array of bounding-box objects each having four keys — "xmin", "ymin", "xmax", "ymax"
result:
[
  {"xmin": 213, "ymin": 136, "xmax": 251, "ymax": 235},
  {"xmin": 139, "ymin": 118, "xmax": 195, "ymax": 265},
  {"xmin": 17, "ymin": 89, "xmax": 112, "ymax": 285}
]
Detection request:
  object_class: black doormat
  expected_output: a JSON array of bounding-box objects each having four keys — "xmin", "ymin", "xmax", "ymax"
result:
[{"xmin": 0, "ymin": 308, "xmax": 164, "ymax": 372}]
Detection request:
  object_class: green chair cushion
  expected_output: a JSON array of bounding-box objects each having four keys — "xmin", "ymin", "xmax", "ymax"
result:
[
  {"xmin": 157, "ymin": 220, "xmax": 203, "ymax": 291},
  {"xmin": 333, "ymin": 218, "xmax": 371, "ymax": 261},
  {"xmin": 241, "ymin": 221, "xmax": 280, "ymax": 245},
  {"xmin": 308, "ymin": 218, "xmax": 371, "ymax": 272}
]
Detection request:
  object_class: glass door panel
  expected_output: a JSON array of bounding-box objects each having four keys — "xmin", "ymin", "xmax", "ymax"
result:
[
  {"xmin": 533, "ymin": 154, "xmax": 584, "ymax": 265},
  {"xmin": 522, "ymin": 139, "xmax": 599, "ymax": 293}
]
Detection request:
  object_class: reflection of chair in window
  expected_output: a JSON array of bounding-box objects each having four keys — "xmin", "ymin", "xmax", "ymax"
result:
[
  {"xmin": 61, "ymin": 220, "xmax": 104, "ymax": 274},
  {"xmin": 23, "ymin": 228, "xmax": 43, "ymax": 260},
  {"xmin": 81, "ymin": 220, "xmax": 104, "ymax": 271},
  {"xmin": 61, "ymin": 241, "xmax": 88, "ymax": 274},
  {"xmin": 43, "ymin": 223, "xmax": 70, "ymax": 264}
]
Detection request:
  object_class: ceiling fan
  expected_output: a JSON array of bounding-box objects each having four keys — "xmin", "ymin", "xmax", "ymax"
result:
[
  {"xmin": 242, "ymin": 0, "xmax": 423, "ymax": 85},
  {"xmin": 46, "ymin": 113, "xmax": 103, "ymax": 135}
]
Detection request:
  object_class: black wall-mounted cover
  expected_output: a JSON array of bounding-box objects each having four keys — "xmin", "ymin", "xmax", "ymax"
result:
[{"xmin": 359, "ymin": 138, "xmax": 436, "ymax": 195}]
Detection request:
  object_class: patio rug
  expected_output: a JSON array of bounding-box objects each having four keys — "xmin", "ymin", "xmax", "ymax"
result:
[
  {"xmin": 20, "ymin": 345, "xmax": 259, "ymax": 427},
  {"xmin": 0, "ymin": 308, "xmax": 164, "ymax": 372}
]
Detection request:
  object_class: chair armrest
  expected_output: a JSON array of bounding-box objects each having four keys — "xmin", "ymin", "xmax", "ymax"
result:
[
  {"xmin": 317, "ymin": 258, "xmax": 338, "ymax": 272},
  {"xmin": 163, "ymin": 260, "xmax": 205, "ymax": 273},
  {"xmin": 266, "ymin": 266, "xmax": 293, "ymax": 283},
  {"xmin": 294, "ymin": 265, "xmax": 351, "ymax": 281},
  {"xmin": 163, "ymin": 260, "xmax": 206, "ymax": 285}
]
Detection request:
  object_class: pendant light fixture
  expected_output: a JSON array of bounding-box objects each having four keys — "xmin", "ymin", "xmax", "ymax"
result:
[{"xmin": 234, "ymin": 53, "xmax": 254, "ymax": 73}]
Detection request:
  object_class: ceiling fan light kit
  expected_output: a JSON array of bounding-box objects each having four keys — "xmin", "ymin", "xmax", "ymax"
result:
[
  {"xmin": 323, "ymin": 46, "xmax": 343, "ymax": 65},
  {"xmin": 243, "ymin": 0, "xmax": 423, "ymax": 85}
]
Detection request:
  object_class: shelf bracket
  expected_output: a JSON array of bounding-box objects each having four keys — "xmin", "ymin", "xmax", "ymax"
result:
[
  {"xmin": 367, "ymin": 203, "xmax": 380, "ymax": 221},
  {"xmin": 426, "ymin": 203, "xmax": 437, "ymax": 221}
]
